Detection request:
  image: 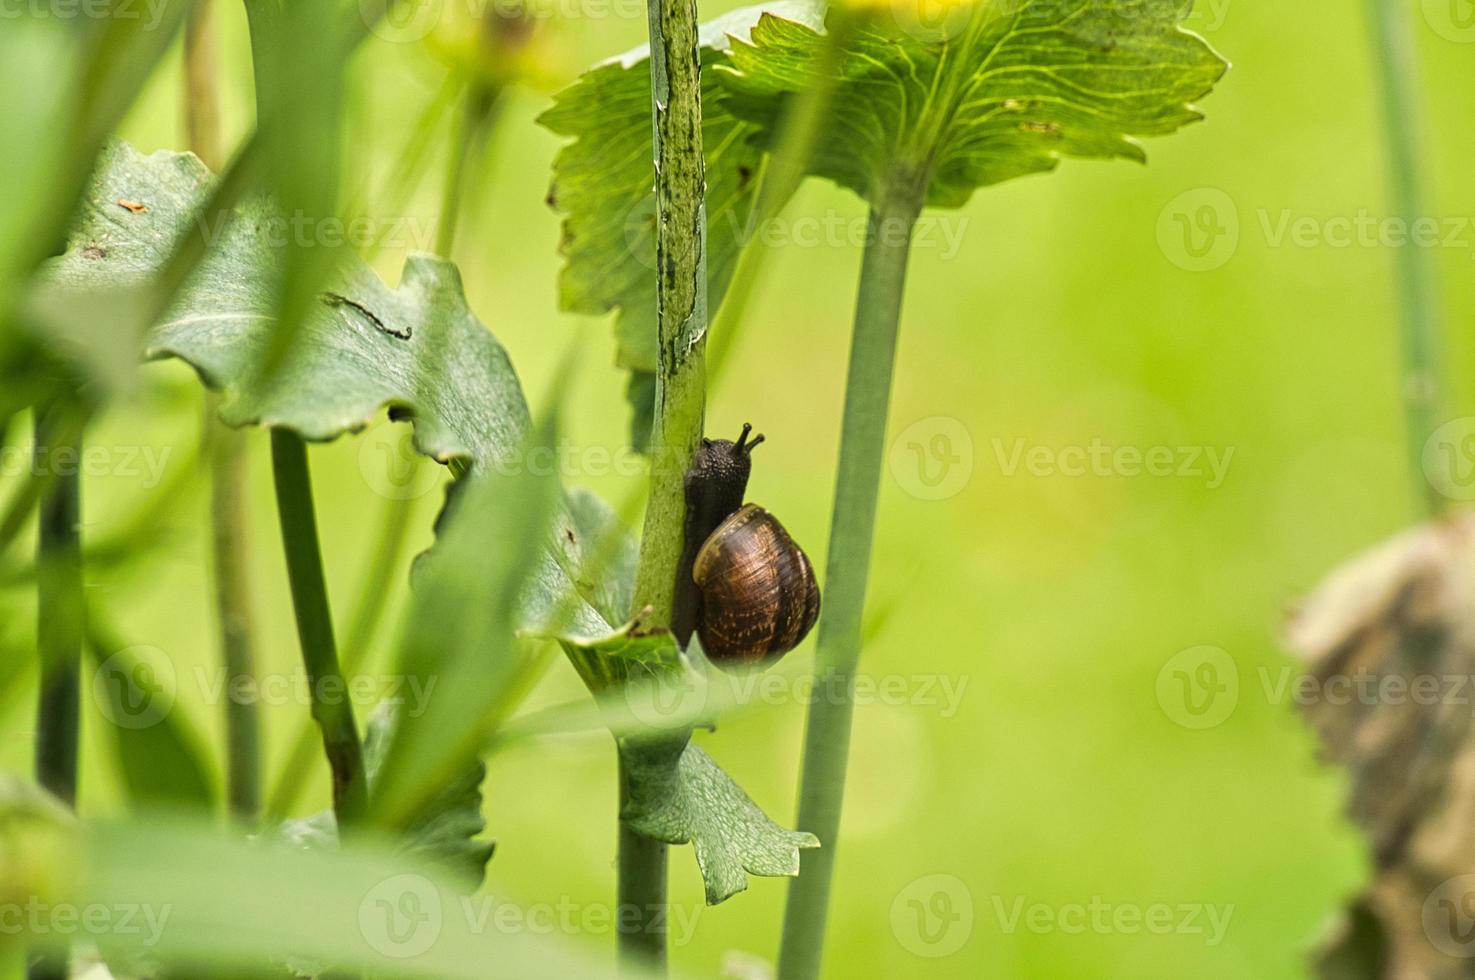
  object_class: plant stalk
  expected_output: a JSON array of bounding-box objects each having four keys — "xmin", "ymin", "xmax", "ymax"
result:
[
  {"xmin": 621, "ymin": 0, "xmax": 709, "ymax": 968},
  {"xmin": 778, "ymin": 178, "xmax": 925, "ymax": 980},
  {"xmin": 187, "ymin": 0, "xmax": 260, "ymax": 828},
  {"xmin": 617, "ymin": 754, "xmax": 669, "ymax": 970},
  {"xmin": 30, "ymin": 405, "xmax": 83, "ymax": 980},
  {"xmin": 208, "ymin": 404, "xmax": 261, "ymax": 826},
  {"xmin": 1365, "ymin": 0, "xmax": 1445, "ymax": 518},
  {"xmin": 269, "ymin": 429, "xmax": 368, "ymax": 828},
  {"xmin": 33, "ymin": 406, "xmax": 83, "ymax": 806}
]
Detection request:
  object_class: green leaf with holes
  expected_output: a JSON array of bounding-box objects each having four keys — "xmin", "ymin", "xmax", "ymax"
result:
[
  {"xmin": 721, "ymin": 0, "xmax": 1228, "ymax": 209},
  {"xmin": 37, "ymin": 141, "xmax": 531, "ymax": 472},
  {"xmin": 538, "ymin": 1, "xmax": 826, "ymax": 447}
]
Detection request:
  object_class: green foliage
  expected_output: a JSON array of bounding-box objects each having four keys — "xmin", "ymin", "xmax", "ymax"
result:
[
  {"xmin": 82, "ymin": 816, "xmax": 633, "ymax": 978},
  {"xmin": 39, "ymin": 143, "xmax": 532, "ymax": 467},
  {"xmin": 84, "ymin": 617, "xmax": 217, "ymax": 813},
  {"xmin": 543, "ymin": 1, "xmax": 1224, "ymax": 443},
  {"xmin": 723, "ymin": 1, "xmax": 1229, "ymax": 208},
  {"xmin": 621, "ymin": 739, "xmax": 819, "ymax": 905},
  {"xmin": 539, "ymin": 1, "xmax": 826, "ymax": 446},
  {"xmin": 280, "ymin": 702, "xmax": 495, "ymax": 889}
]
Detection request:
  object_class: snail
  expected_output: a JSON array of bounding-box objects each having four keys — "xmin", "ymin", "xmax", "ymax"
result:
[{"xmin": 670, "ymin": 424, "xmax": 821, "ymax": 670}]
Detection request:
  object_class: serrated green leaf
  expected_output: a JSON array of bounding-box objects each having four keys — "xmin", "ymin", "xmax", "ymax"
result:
[
  {"xmin": 621, "ymin": 739, "xmax": 819, "ymax": 905},
  {"xmin": 721, "ymin": 0, "xmax": 1228, "ymax": 209},
  {"xmin": 551, "ymin": 620, "xmax": 818, "ymax": 904},
  {"xmin": 538, "ymin": 1, "xmax": 825, "ymax": 445}
]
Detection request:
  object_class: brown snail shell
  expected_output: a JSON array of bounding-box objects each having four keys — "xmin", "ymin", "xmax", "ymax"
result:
[{"xmin": 692, "ymin": 504, "xmax": 821, "ymax": 667}]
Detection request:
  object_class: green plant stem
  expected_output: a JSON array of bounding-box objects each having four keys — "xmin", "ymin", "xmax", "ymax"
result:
[
  {"xmin": 33, "ymin": 407, "xmax": 83, "ymax": 805},
  {"xmin": 1365, "ymin": 0, "xmax": 1445, "ymax": 518},
  {"xmin": 621, "ymin": 0, "xmax": 708, "ymax": 969},
  {"xmin": 617, "ymin": 754, "xmax": 669, "ymax": 969},
  {"xmin": 183, "ymin": 0, "xmax": 223, "ymax": 171},
  {"xmin": 778, "ymin": 178, "xmax": 925, "ymax": 980},
  {"xmin": 269, "ymin": 429, "xmax": 367, "ymax": 828},
  {"xmin": 30, "ymin": 405, "xmax": 82, "ymax": 980},
  {"xmin": 436, "ymin": 79, "xmax": 504, "ymax": 258},
  {"xmin": 187, "ymin": 0, "xmax": 260, "ymax": 829},
  {"xmin": 208, "ymin": 403, "xmax": 261, "ymax": 826}
]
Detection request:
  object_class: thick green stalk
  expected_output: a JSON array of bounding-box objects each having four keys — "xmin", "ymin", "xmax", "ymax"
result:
[
  {"xmin": 621, "ymin": 0, "xmax": 708, "ymax": 969},
  {"xmin": 30, "ymin": 406, "xmax": 82, "ymax": 980},
  {"xmin": 269, "ymin": 430, "xmax": 368, "ymax": 827},
  {"xmin": 1365, "ymin": 0, "xmax": 1445, "ymax": 518},
  {"xmin": 778, "ymin": 178, "xmax": 925, "ymax": 980},
  {"xmin": 617, "ymin": 755, "xmax": 670, "ymax": 969}
]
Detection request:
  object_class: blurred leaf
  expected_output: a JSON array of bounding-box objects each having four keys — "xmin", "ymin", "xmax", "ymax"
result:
[
  {"xmin": 280, "ymin": 702, "xmax": 494, "ymax": 889},
  {"xmin": 84, "ymin": 614, "xmax": 217, "ymax": 813},
  {"xmin": 537, "ymin": 1, "xmax": 825, "ymax": 445},
  {"xmin": 244, "ymin": 0, "xmax": 352, "ymax": 377},
  {"xmin": 2, "ymin": 1, "xmax": 194, "ymax": 389},
  {"xmin": 370, "ymin": 414, "xmax": 567, "ymax": 834},
  {"xmin": 0, "ymin": 777, "xmax": 78, "ymax": 916},
  {"xmin": 622, "ymin": 739, "xmax": 819, "ymax": 905},
  {"xmin": 0, "ymin": 21, "xmax": 76, "ymax": 328},
  {"xmin": 563, "ymin": 486, "xmax": 640, "ymax": 628},
  {"xmin": 77, "ymin": 0, "xmax": 197, "ymax": 159},
  {"xmin": 364, "ymin": 703, "xmax": 495, "ymax": 884},
  {"xmin": 721, "ymin": 0, "xmax": 1229, "ymax": 209},
  {"xmin": 81, "ymin": 816, "xmax": 631, "ymax": 978}
]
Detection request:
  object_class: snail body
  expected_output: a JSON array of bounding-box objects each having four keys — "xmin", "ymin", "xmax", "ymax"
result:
[
  {"xmin": 671, "ymin": 424, "xmax": 821, "ymax": 670},
  {"xmin": 693, "ymin": 504, "xmax": 820, "ymax": 666}
]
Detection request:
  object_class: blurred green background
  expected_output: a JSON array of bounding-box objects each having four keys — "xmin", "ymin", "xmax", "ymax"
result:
[{"xmin": 7, "ymin": 0, "xmax": 1475, "ymax": 976}]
